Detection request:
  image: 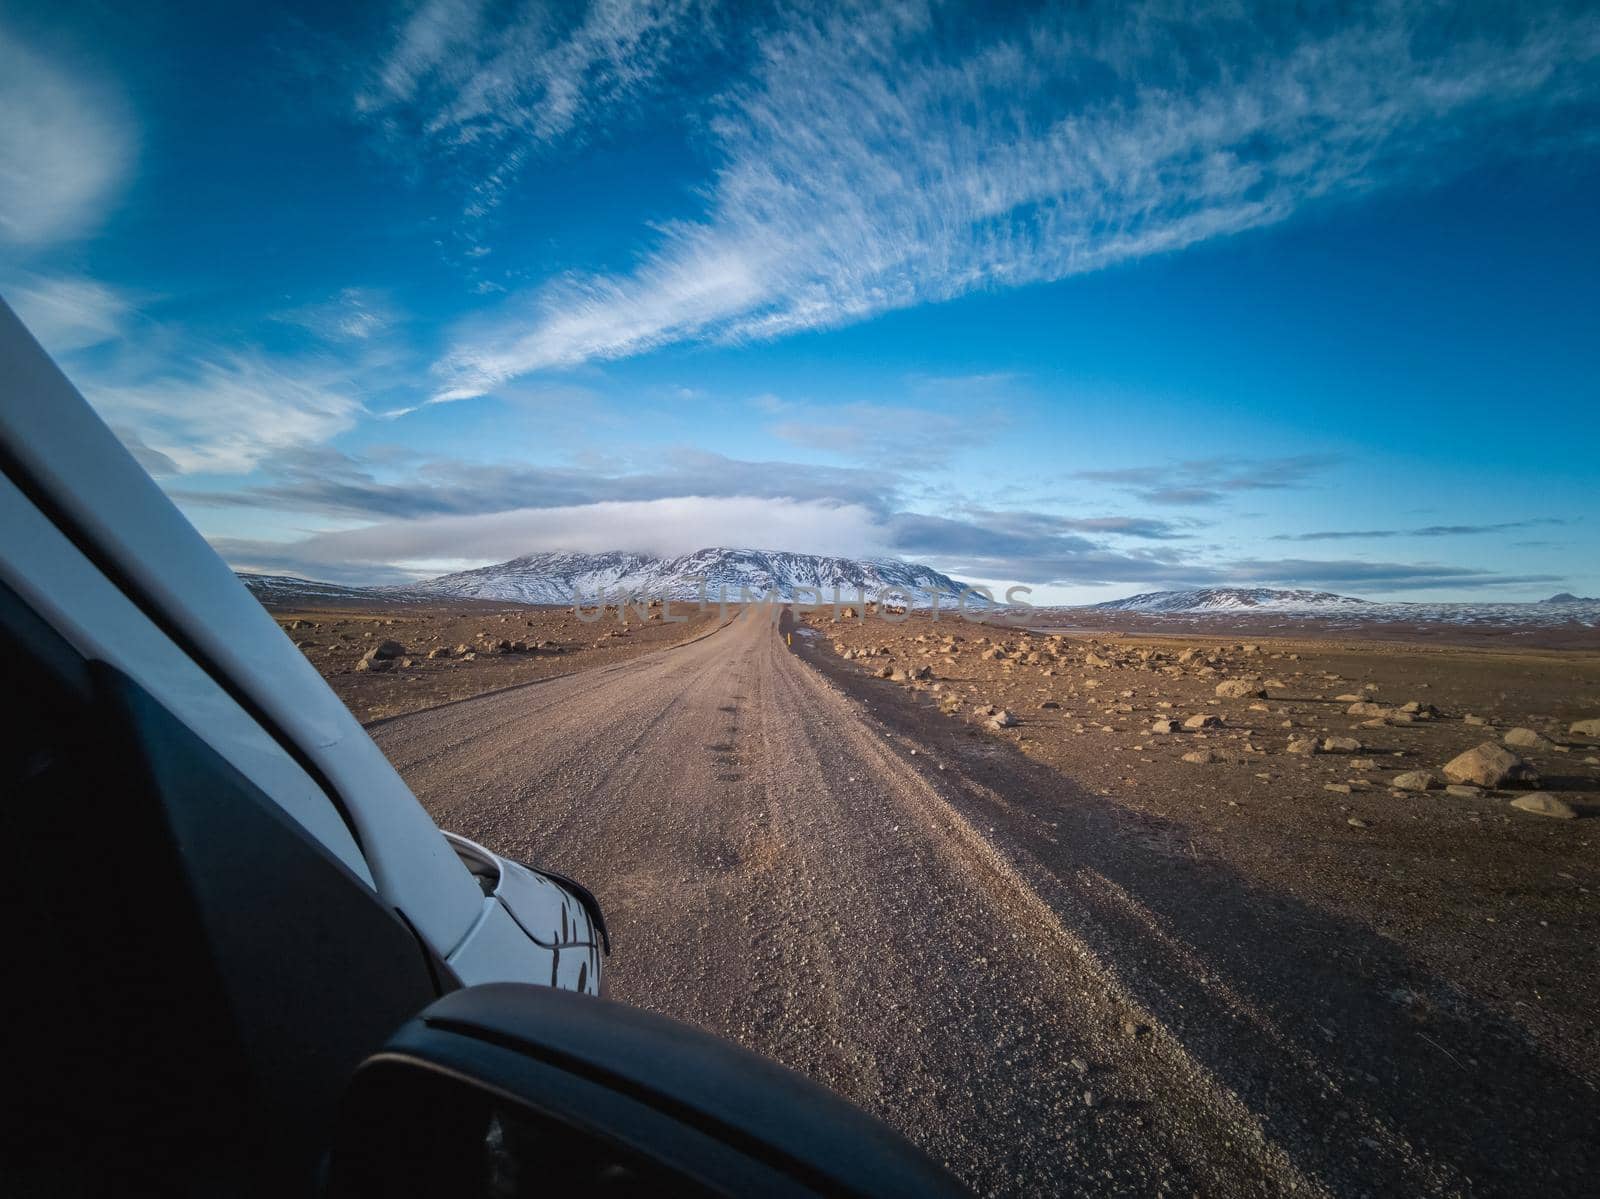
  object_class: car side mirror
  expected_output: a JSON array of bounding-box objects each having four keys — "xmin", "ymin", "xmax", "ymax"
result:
[{"xmin": 325, "ymin": 983, "xmax": 967, "ymax": 1198}]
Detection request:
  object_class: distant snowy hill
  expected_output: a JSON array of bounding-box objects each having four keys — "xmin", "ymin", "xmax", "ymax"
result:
[
  {"xmin": 238, "ymin": 573, "xmax": 430, "ymax": 605},
  {"xmin": 1093, "ymin": 588, "xmax": 1365, "ymax": 613},
  {"xmin": 402, "ymin": 548, "xmax": 971, "ymax": 605},
  {"xmin": 1083, "ymin": 587, "xmax": 1600, "ymax": 628}
]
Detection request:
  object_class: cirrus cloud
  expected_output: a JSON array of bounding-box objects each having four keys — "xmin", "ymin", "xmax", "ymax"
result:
[{"xmin": 428, "ymin": 0, "xmax": 1600, "ymax": 401}]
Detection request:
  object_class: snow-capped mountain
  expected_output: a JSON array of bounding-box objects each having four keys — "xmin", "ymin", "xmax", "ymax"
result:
[
  {"xmin": 402, "ymin": 548, "xmax": 971, "ymax": 605},
  {"xmin": 1093, "ymin": 588, "xmax": 1366, "ymax": 613}
]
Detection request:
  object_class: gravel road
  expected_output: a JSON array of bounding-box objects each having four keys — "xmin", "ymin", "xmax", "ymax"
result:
[{"xmin": 373, "ymin": 609, "xmax": 1596, "ymax": 1197}]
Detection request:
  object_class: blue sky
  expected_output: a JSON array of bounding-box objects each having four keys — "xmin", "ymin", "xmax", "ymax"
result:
[{"xmin": 2, "ymin": 0, "xmax": 1597, "ymax": 602}]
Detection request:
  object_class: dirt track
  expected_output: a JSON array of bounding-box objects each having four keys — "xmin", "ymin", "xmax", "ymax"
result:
[{"xmin": 373, "ymin": 609, "xmax": 1598, "ymax": 1197}]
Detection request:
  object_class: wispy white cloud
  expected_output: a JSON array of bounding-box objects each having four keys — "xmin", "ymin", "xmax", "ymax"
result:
[
  {"xmin": 184, "ymin": 435, "xmax": 1565, "ymax": 596},
  {"xmin": 1075, "ymin": 454, "xmax": 1342, "ymax": 505},
  {"xmin": 215, "ymin": 495, "xmax": 882, "ymax": 578},
  {"xmin": 275, "ymin": 287, "xmax": 398, "ymax": 343},
  {"xmin": 358, "ymin": 0, "xmax": 711, "ymax": 216},
  {"xmin": 767, "ymin": 399, "xmax": 997, "ymax": 468},
  {"xmin": 89, "ymin": 354, "xmax": 365, "ymax": 476},
  {"xmin": 4, "ymin": 273, "xmax": 131, "ymax": 353},
  {"xmin": 432, "ymin": 0, "xmax": 1600, "ymax": 400},
  {"xmin": 0, "ymin": 27, "xmax": 133, "ymax": 246}
]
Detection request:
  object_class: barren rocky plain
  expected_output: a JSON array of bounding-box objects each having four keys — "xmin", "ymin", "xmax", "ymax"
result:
[
  {"xmin": 265, "ymin": 596, "xmax": 723, "ymax": 723},
  {"xmin": 265, "ymin": 592, "xmax": 1600, "ymax": 1196},
  {"xmin": 793, "ymin": 607, "xmax": 1600, "ymax": 1045}
]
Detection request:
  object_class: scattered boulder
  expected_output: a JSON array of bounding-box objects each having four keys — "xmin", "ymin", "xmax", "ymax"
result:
[
  {"xmin": 1215, "ymin": 679, "xmax": 1265, "ymax": 699},
  {"xmin": 1392, "ymin": 770, "xmax": 1438, "ymax": 792},
  {"xmin": 354, "ymin": 656, "xmax": 394, "ymax": 673},
  {"xmin": 1183, "ymin": 714, "xmax": 1222, "ymax": 730},
  {"xmin": 1503, "ymin": 727, "xmax": 1550, "ymax": 750},
  {"xmin": 1321, "ymin": 736, "xmax": 1362, "ymax": 754},
  {"xmin": 875, "ymin": 665, "xmax": 894, "ymax": 679},
  {"xmin": 1569, "ymin": 718, "xmax": 1600, "ymax": 738},
  {"xmin": 1346, "ymin": 701, "xmax": 1387, "ymax": 717},
  {"xmin": 361, "ymin": 639, "xmax": 406, "ymax": 663},
  {"xmin": 426, "ymin": 646, "xmax": 453, "ymax": 659},
  {"xmin": 1286, "ymin": 736, "xmax": 1320, "ymax": 756},
  {"xmin": 1182, "ymin": 750, "xmax": 1221, "ymax": 764},
  {"xmin": 989, "ymin": 709, "xmax": 1018, "ymax": 729},
  {"xmin": 1444, "ymin": 784, "xmax": 1482, "ymax": 798},
  {"xmin": 1442, "ymin": 743, "xmax": 1539, "ymax": 789},
  {"xmin": 1510, "ymin": 794, "xmax": 1577, "ymax": 820},
  {"xmin": 1150, "ymin": 719, "xmax": 1179, "ymax": 735}
]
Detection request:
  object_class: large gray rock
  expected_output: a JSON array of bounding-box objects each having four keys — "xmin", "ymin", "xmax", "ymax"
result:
[{"xmin": 1442, "ymin": 743, "xmax": 1539, "ymax": 789}]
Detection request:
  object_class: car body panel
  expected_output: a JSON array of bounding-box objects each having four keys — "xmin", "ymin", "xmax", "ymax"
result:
[
  {"xmin": 445, "ymin": 832, "xmax": 603, "ymax": 995},
  {"xmin": 0, "ymin": 298, "xmax": 600, "ymax": 991},
  {"xmin": 0, "ymin": 301, "xmax": 482, "ymax": 954},
  {"xmin": 0, "ymin": 468, "xmax": 374, "ymax": 885}
]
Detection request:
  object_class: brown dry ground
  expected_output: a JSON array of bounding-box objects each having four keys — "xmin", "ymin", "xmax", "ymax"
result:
[
  {"xmin": 1032, "ymin": 608, "xmax": 1600, "ymax": 651},
  {"xmin": 263, "ymin": 599, "xmax": 723, "ymax": 723},
  {"xmin": 266, "ymin": 593, "xmax": 1600, "ymax": 1193},
  {"xmin": 796, "ymin": 609, "xmax": 1600, "ymax": 1087}
]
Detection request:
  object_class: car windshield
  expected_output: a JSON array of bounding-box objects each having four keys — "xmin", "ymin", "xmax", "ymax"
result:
[{"xmin": 5, "ymin": 2, "xmax": 1599, "ymax": 1194}]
